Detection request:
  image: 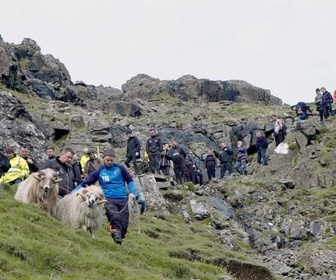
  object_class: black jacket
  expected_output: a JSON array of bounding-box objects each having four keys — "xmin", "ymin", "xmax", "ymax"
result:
[
  {"xmin": 219, "ymin": 148, "xmax": 233, "ymax": 163},
  {"xmin": 205, "ymin": 154, "xmax": 216, "ymax": 167},
  {"xmin": 126, "ymin": 136, "xmax": 141, "ymax": 157},
  {"xmin": 72, "ymin": 162, "xmax": 82, "ymax": 185},
  {"xmin": 167, "ymin": 146, "xmax": 187, "ymax": 164},
  {"xmin": 40, "ymin": 157, "xmax": 75, "ymax": 197},
  {"xmin": 0, "ymin": 151, "xmax": 10, "ymax": 177},
  {"xmin": 146, "ymin": 135, "xmax": 162, "ymax": 154},
  {"xmin": 22, "ymin": 156, "xmax": 39, "ymax": 173},
  {"xmin": 255, "ymin": 136, "xmax": 268, "ymax": 150},
  {"xmin": 322, "ymin": 91, "xmax": 333, "ymax": 105}
]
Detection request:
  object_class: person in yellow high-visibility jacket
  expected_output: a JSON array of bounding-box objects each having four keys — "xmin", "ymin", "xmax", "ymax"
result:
[
  {"xmin": 80, "ymin": 147, "xmax": 90, "ymax": 174},
  {"xmin": 0, "ymin": 147, "xmax": 29, "ymax": 185}
]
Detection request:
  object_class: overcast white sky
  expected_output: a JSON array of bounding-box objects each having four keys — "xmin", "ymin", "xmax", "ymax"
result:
[{"xmin": 1, "ymin": 0, "xmax": 335, "ymax": 105}]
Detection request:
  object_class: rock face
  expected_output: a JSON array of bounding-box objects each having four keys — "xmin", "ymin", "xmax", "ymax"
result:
[
  {"xmin": 122, "ymin": 74, "xmax": 282, "ymax": 105},
  {"xmin": 0, "ymin": 37, "xmax": 282, "ymax": 114}
]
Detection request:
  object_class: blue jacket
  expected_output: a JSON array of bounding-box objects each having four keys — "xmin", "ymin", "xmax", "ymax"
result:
[{"xmin": 81, "ymin": 163, "xmax": 135, "ymax": 199}]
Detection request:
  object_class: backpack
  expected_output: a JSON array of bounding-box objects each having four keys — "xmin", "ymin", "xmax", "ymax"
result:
[{"xmin": 0, "ymin": 152, "xmax": 11, "ymax": 176}]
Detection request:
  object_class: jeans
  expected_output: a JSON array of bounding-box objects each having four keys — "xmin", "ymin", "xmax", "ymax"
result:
[
  {"xmin": 257, "ymin": 148, "xmax": 268, "ymax": 165},
  {"xmin": 234, "ymin": 159, "xmax": 247, "ymax": 175},
  {"xmin": 136, "ymin": 191, "xmax": 146, "ymax": 214}
]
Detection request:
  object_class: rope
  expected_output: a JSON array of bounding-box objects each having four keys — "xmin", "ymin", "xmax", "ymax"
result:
[
  {"xmin": 105, "ymin": 196, "xmax": 141, "ymax": 234},
  {"xmin": 129, "ymin": 198, "xmax": 141, "ymax": 234}
]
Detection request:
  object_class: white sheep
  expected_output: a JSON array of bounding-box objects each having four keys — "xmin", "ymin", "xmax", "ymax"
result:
[
  {"xmin": 14, "ymin": 168, "xmax": 61, "ymax": 216},
  {"xmin": 55, "ymin": 185, "xmax": 107, "ymax": 238}
]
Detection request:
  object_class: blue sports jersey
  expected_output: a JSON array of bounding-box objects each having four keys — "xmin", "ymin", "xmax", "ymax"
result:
[{"xmin": 81, "ymin": 163, "xmax": 135, "ymax": 199}]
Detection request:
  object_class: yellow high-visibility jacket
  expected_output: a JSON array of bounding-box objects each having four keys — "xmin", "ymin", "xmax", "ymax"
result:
[
  {"xmin": 80, "ymin": 154, "xmax": 90, "ymax": 173},
  {"xmin": 0, "ymin": 155, "xmax": 29, "ymax": 183}
]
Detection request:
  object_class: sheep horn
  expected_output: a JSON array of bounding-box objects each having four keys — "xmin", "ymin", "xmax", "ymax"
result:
[
  {"xmin": 33, "ymin": 171, "xmax": 46, "ymax": 181},
  {"xmin": 76, "ymin": 192, "xmax": 87, "ymax": 201},
  {"xmin": 98, "ymin": 199, "xmax": 108, "ymax": 205}
]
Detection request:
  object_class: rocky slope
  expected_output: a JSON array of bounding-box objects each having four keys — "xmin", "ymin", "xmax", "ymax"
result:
[{"xmin": 1, "ymin": 36, "xmax": 336, "ymax": 279}]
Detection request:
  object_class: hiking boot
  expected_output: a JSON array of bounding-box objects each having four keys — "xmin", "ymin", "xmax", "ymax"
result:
[{"xmin": 111, "ymin": 230, "xmax": 122, "ymax": 245}]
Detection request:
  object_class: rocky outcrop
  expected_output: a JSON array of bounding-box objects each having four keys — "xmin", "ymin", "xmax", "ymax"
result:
[
  {"xmin": 1, "ymin": 36, "xmax": 283, "ymax": 108},
  {"xmin": 122, "ymin": 74, "xmax": 283, "ymax": 105}
]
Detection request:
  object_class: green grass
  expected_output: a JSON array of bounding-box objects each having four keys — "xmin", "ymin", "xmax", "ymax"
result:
[{"xmin": 1, "ymin": 188, "xmax": 252, "ymax": 280}]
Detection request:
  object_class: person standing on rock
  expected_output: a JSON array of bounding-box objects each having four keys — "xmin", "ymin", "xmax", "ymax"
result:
[
  {"xmin": 160, "ymin": 143, "xmax": 171, "ymax": 176},
  {"xmin": 234, "ymin": 141, "xmax": 248, "ymax": 175},
  {"xmin": 271, "ymin": 115, "xmax": 286, "ymax": 146},
  {"xmin": 219, "ymin": 142, "xmax": 233, "ymax": 178},
  {"xmin": 184, "ymin": 150, "xmax": 199, "ymax": 184},
  {"xmin": 124, "ymin": 130, "xmax": 141, "ymax": 175},
  {"xmin": 145, "ymin": 128, "xmax": 162, "ymax": 174},
  {"xmin": 321, "ymin": 87, "xmax": 334, "ymax": 120},
  {"xmin": 315, "ymin": 88, "xmax": 324, "ymax": 124},
  {"xmin": 255, "ymin": 131, "xmax": 268, "ymax": 166},
  {"xmin": 167, "ymin": 140, "xmax": 187, "ymax": 184},
  {"xmin": 204, "ymin": 150, "xmax": 217, "ymax": 181}
]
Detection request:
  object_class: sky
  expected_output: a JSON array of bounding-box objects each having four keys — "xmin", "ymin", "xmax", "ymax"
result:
[{"xmin": 1, "ymin": 0, "xmax": 335, "ymax": 105}]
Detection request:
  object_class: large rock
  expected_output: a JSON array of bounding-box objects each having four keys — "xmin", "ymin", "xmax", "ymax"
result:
[
  {"xmin": 122, "ymin": 74, "xmax": 283, "ymax": 105},
  {"xmin": 14, "ymin": 38, "xmax": 71, "ymax": 89},
  {"xmin": 0, "ymin": 39, "xmax": 23, "ymax": 91},
  {"xmin": 142, "ymin": 174, "xmax": 168, "ymax": 213}
]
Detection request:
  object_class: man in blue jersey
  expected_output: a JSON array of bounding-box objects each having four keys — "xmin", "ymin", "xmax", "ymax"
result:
[{"xmin": 79, "ymin": 148, "xmax": 135, "ymax": 244}]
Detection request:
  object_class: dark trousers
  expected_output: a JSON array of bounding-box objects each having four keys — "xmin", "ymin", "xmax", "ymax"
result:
[
  {"xmin": 125, "ymin": 155, "xmax": 140, "ymax": 174},
  {"xmin": 275, "ymin": 130, "xmax": 285, "ymax": 146},
  {"xmin": 105, "ymin": 198, "xmax": 129, "ymax": 238},
  {"xmin": 160, "ymin": 166, "xmax": 170, "ymax": 176},
  {"xmin": 318, "ymin": 108, "xmax": 324, "ymax": 122},
  {"xmin": 194, "ymin": 170, "xmax": 203, "ymax": 185},
  {"xmin": 173, "ymin": 162, "xmax": 184, "ymax": 183},
  {"xmin": 323, "ymin": 104, "xmax": 333, "ymax": 119},
  {"xmin": 220, "ymin": 162, "xmax": 232, "ymax": 177},
  {"xmin": 206, "ymin": 165, "xmax": 216, "ymax": 180},
  {"xmin": 148, "ymin": 152, "xmax": 161, "ymax": 174},
  {"xmin": 186, "ymin": 165, "xmax": 197, "ymax": 184}
]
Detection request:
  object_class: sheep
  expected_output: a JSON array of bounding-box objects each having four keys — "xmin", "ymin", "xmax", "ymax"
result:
[
  {"xmin": 55, "ymin": 185, "xmax": 107, "ymax": 238},
  {"xmin": 14, "ymin": 168, "xmax": 61, "ymax": 216}
]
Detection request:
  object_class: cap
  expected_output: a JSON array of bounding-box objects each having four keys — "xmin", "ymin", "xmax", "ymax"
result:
[{"xmin": 102, "ymin": 148, "xmax": 115, "ymax": 158}]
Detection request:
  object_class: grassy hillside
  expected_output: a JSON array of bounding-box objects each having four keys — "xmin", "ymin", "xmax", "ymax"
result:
[{"xmin": 0, "ymin": 186, "xmax": 261, "ymax": 280}]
